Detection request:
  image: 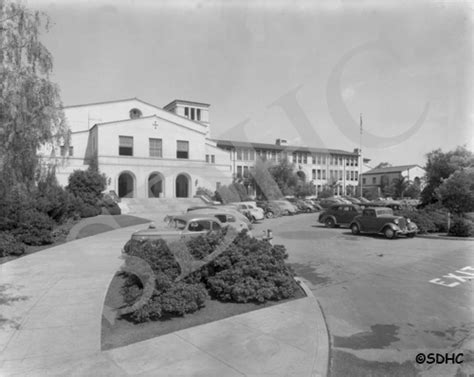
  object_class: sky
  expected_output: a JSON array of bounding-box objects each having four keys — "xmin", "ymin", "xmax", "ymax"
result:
[{"xmin": 30, "ymin": 0, "xmax": 473, "ymax": 167}]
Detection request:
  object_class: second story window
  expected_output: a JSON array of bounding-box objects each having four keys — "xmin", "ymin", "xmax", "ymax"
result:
[
  {"xmin": 236, "ymin": 149, "xmax": 242, "ymax": 160},
  {"xmin": 119, "ymin": 136, "xmax": 133, "ymax": 156},
  {"xmin": 149, "ymin": 138, "xmax": 162, "ymax": 157},
  {"xmin": 243, "ymin": 166, "xmax": 249, "ymax": 178},
  {"xmin": 69, "ymin": 146, "xmax": 74, "ymax": 157},
  {"xmin": 177, "ymin": 140, "xmax": 189, "ymax": 159},
  {"xmin": 60, "ymin": 145, "xmax": 67, "ymax": 157},
  {"xmin": 211, "ymin": 155, "xmax": 215, "ymax": 163},
  {"xmin": 249, "ymin": 149, "xmax": 255, "ymax": 160},
  {"xmin": 206, "ymin": 154, "xmax": 210, "ymax": 163},
  {"xmin": 237, "ymin": 165, "xmax": 243, "ymax": 178}
]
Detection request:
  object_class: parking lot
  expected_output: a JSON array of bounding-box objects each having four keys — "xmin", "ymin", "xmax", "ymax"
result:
[{"xmin": 253, "ymin": 213, "xmax": 473, "ymax": 377}]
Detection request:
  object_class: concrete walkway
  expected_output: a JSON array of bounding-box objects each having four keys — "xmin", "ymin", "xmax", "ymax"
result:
[{"xmin": 0, "ymin": 223, "xmax": 329, "ymax": 377}]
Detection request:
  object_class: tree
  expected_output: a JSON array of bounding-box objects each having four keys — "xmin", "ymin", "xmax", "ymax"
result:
[
  {"xmin": 436, "ymin": 169, "xmax": 474, "ymax": 214},
  {"xmin": 421, "ymin": 146, "xmax": 474, "ymax": 205},
  {"xmin": 248, "ymin": 159, "xmax": 282, "ymax": 200},
  {"xmin": 0, "ymin": 1, "xmax": 69, "ymax": 189},
  {"xmin": 374, "ymin": 162, "xmax": 392, "ymax": 169},
  {"xmin": 391, "ymin": 176, "xmax": 409, "ymax": 199},
  {"xmin": 404, "ymin": 183, "xmax": 421, "ymax": 199}
]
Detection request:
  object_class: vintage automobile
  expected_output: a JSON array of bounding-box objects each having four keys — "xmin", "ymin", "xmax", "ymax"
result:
[
  {"xmin": 256, "ymin": 201, "xmax": 283, "ymax": 218},
  {"xmin": 318, "ymin": 204, "xmax": 362, "ymax": 228},
  {"xmin": 187, "ymin": 206, "xmax": 253, "ymax": 229},
  {"xmin": 187, "ymin": 209, "xmax": 251, "ymax": 233},
  {"xmin": 350, "ymin": 207, "xmax": 418, "ymax": 239},
  {"xmin": 229, "ymin": 202, "xmax": 265, "ymax": 222},
  {"xmin": 131, "ymin": 214, "xmax": 226, "ymax": 241},
  {"xmin": 270, "ymin": 200, "xmax": 298, "ymax": 215}
]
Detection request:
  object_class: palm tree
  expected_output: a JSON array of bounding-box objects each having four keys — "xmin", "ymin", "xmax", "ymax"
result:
[{"xmin": 392, "ymin": 176, "xmax": 409, "ymax": 199}]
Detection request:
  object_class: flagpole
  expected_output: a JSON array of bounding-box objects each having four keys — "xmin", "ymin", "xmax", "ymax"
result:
[{"xmin": 359, "ymin": 113, "xmax": 363, "ymax": 198}]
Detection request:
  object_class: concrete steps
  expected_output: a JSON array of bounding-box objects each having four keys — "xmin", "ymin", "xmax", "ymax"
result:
[{"xmin": 118, "ymin": 197, "xmax": 205, "ymax": 217}]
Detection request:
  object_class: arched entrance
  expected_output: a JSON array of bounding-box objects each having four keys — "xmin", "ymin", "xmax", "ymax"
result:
[
  {"xmin": 176, "ymin": 174, "xmax": 190, "ymax": 198},
  {"xmin": 118, "ymin": 172, "xmax": 135, "ymax": 198},
  {"xmin": 148, "ymin": 172, "xmax": 164, "ymax": 198}
]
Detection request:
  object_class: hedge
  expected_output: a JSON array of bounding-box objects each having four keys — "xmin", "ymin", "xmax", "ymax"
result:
[{"xmin": 0, "ymin": 232, "xmax": 26, "ymax": 257}]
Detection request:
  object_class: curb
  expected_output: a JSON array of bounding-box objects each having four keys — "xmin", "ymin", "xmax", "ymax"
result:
[
  {"xmin": 417, "ymin": 234, "xmax": 474, "ymax": 241},
  {"xmin": 295, "ymin": 277, "xmax": 330, "ymax": 377}
]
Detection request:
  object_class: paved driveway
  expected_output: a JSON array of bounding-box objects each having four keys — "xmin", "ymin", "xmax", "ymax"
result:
[{"xmin": 253, "ymin": 213, "xmax": 474, "ymax": 377}]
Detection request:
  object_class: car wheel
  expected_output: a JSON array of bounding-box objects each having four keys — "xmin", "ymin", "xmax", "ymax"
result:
[
  {"xmin": 266, "ymin": 211, "xmax": 274, "ymax": 219},
  {"xmin": 384, "ymin": 227, "xmax": 395, "ymax": 239},
  {"xmin": 325, "ymin": 218, "xmax": 335, "ymax": 228},
  {"xmin": 351, "ymin": 224, "xmax": 360, "ymax": 235},
  {"xmin": 407, "ymin": 233, "xmax": 416, "ymax": 238}
]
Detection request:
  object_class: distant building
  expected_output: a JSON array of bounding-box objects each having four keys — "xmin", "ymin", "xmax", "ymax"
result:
[
  {"xmin": 214, "ymin": 139, "xmax": 369, "ymax": 196},
  {"xmin": 360, "ymin": 164, "xmax": 425, "ymax": 190}
]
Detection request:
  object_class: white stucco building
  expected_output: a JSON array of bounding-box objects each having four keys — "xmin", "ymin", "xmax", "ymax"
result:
[
  {"xmin": 40, "ymin": 98, "xmax": 233, "ymax": 198},
  {"xmin": 360, "ymin": 164, "xmax": 426, "ymax": 189}
]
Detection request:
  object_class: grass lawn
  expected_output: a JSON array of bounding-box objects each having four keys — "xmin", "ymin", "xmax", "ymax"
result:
[
  {"xmin": 101, "ymin": 272, "xmax": 306, "ymax": 351},
  {"xmin": 0, "ymin": 214, "xmax": 150, "ymax": 264}
]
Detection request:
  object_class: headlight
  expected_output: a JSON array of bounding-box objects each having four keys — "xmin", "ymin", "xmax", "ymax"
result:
[{"xmin": 393, "ymin": 219, "xmax": 399, "ymax": 225}]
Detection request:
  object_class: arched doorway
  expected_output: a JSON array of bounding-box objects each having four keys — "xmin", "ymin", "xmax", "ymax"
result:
[
  {"xmin": 118, "ymin": 172, "xmax": 135, "ymax": 198},
  {"xmin": 176, "ymin": 174, "xmax": 190, "ymax": 198},
  {"xmin": 148, "ymin": 173, "xmax": 164, "ymax": 198}
]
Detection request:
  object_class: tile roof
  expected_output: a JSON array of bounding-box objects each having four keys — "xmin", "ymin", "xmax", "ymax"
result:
[
  {"xmin": 212, "ymin": 139, "xmax": 358, "ymax": 156},
  {"xmin": 362, "ymin": 164, "xmax": 422, "ymax": 175}
]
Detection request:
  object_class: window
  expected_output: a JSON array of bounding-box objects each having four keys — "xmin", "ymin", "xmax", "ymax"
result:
[
  {"xmin": 322, "ymin": 170, "xmax": 326, "ymax": 179},
  {"xmin": 355, "ymin": 173, "xmax": 358, "ymax": 181},
  {"xmin": 176, "ymin": 140, "xmax": 189, "ymax": 159},
  {"xmin": 312, "ymin": 155, "xmax": 316, "ymax": 164},
  {"xmin": 119, "ymin": 136, "xmax": 133, "ymax": 156},
  {"xmin": 317, "ymin": 169, "xmax": 321, "ymax": 179},
  {"xmin": 69, "ymin": 146, "xmax": 74, "ymax": 157},
  {"xmin": 60, "ymin": 145, "xmax": 67, "ymax": 157},
  {"xmin": 363, "ymin": 177, "xmax": 366, "ymax": 184},
  {"xmin": 236, "ymin": 149, "xmax": 242, "ymax": 160},
  {"xmin": 303, "ymin": 153, "xmax": 307, "ymax": 164},
  {"xmin": 346, "ymin": 171, "xmax": 350, "ymax": 180},
  {"xmin": 292, "ymin": 153, "xmax": 297, "ymax": 163},
  {"xmin": 321, "ymin": 156, "xmax": 326, "ymax": 164},
  {"xmin": 312, "ymin": 169, "xmax": 316, "ymax": 180},
  {"xmin": 271, "ymin": 151, "xmax": 276, "ymax": 161},
  {"xmin": 339, "ymin": 170, "xmax": 343, "ymax": 180},
  {"xmin": 243, "ymin": 149, "xmax": 249, "ymax": 161},
  {"xmin": 197, "ymin": 108, "xmax": 201, "ymax": 121},
  {"xmin": 249, "ymin": 149, "xmax": 255, "ymax": 160},
  {"xmin": 206, "ymin": 154, "xmax": 209, "ymax": 163},
  {"xmin": 190, "ymin": 108, "xmax": 195, "ymax": 120},
  {"xmin": 211, "ymin": 155, "xmax": 215, "ymax": 163},
  {"xmin": 298, "ymin": 153, "xmax": 302, "ymax": 164},
  {"xmin": 317, "ymin": 155, "xmax": 321, "ymax": 164},
  {"xmin": 350, "ymin": 171, "xmax": 354, "ymax": 181},
  {"xmin": 237, "ymin": 166, "xmax": 243, "ymax": 178},
  {"xmin": 243, "ymin": 166, "xmax": 249, "ymax": 178},
  {"xmin": 129, "ymin": 108, "xmax": 142, "ymax": 119},
  {"xmin": 184, "ymin": 107, "xmax": 189, "ymax": 117},
  {"xmin": 149, "ymin": 138, "xmax": 162, "ymax": 157}
]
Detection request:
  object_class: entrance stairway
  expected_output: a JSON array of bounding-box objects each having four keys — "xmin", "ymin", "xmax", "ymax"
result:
[{"xmin": 118, "ymin": 197, "xmax": 205, "ymax": 219}]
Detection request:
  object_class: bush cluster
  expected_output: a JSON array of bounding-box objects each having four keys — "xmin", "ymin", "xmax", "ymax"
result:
[
  {"xmin": 449, "ymin": 217, "xmax": 474, "ymax": 237},
  {"xmin": 0, "ymin": 232, "xmax": 26, "ymax": 257},
  {"xmin": 395, "ymin": 207, "xmax": 449, "ymax": 234},
  {"xmin": 120, "ymin": 231, "xmax": 298, "ymax": 323}
]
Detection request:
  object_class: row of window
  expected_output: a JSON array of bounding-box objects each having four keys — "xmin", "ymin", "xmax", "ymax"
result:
[
  {"xmin": 60, "ymin": 146, "xmax": 74, "ymax": 157},
  {"xmin": 236, "ymin": 165, "xmax": 250, "ymax": 179},
  {"xmin": 234, "ymin": 148, "xmax": 358, "ymax": 166},
  {"xmin": 119, "ymin": 136, "xmax": 189, "ymax": 159},
  {"xmin": 310, "ymin": 169, "xmax": 359, "ymax": 181},
  {"xmin": 184, "ymin": 107, "xmax": 201, "ymax": 121}
]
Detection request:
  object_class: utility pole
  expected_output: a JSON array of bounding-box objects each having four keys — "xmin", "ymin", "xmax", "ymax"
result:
[{"xmin": 359, "ymin": 113, "xmax": 363, "ymax": 198}]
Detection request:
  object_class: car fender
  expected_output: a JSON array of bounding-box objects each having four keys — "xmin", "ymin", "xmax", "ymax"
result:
[
  {"xmin": 325, "ymin": 215, "xmax": 337, "ymax": 224},
  {"xmin": 350, "ymin": 220, "xmax": 361, "ymax": 230},
  {"xmin": 379, "ymin": 222, "xmax": 400, "ymax": 233}
]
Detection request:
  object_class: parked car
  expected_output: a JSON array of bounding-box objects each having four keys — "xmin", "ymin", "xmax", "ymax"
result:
[
  {"xmin": 256, "ymin": 201, "xmax": 283, "ymax": 218},
  {"xmin": 318, "ymin": 204, "xmax": 362, "ymax": 228},
  {"xmin": 187, "ymin": 205, "xmax": 220, "ymax": 212},
  {"xmin": 270, "ymin": 200, "xmax": 298, "ymax": 215},
  {"xmin": 229, "ymin": 202, "xmax": 265, "ymax": 222},
  {"xmin": 188, "ymin": 209, "xmax": 251, "ymax": 233},
  {"xmin": 132, "ymin": 214, "xmax": 225, "ymax": 241},
  {"xmin": 187, "ymin": 207, "xmax": 253, "ymax": 229},
  {"xmin": 286, "ymin": 197, "xmax": 315, "ymax": 213},
  {"xmin": 349, "ymin": 207, "xmax": 418, "ymax": 239},
  {"xmin": 318, "ymin": 198, "xmax": 343, "ymax": 209},
  {"xmin": 370, "ymin": 201, "xmax": 402, "ymax": 211},
  {"xmin": 304, "ymin": 199, "xmax": 322, "ymax": 211}
]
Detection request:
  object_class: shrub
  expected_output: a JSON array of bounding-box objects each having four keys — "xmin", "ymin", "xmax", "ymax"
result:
[
  {"xmin": 395, "ymin": 207, "xmax": 449, "ymax": 234},
  {"xmin": 0, "ymin": 232, "xmax": 26, "ymax": 257},
  {"xmin": 449, "ymin": 217, "xmax": 474, "ymax": 237},
  {"xmin": 11, "ymin": 209, "xmax": 55, "ymax": 245},
  {"xmin": 35, "ymin": 183, "xmax": 77, "ymax": 223},
  {"xmin": 66, "ymin": 167, "xmax": 107, "ymax": 206},
  {"xmin": 76, "ymin": 202, "xmax": 102, "ymax": 218},
  {"xmin": 121, "ymin": 238, "xmax": 208, "ymax": 322},
  {"xmin": 204, "ymin": 232, "xmax": 298, "ymax": 303},
  {"xmin": 99, "ymin": 198, "xmax": 121, "ymax": 215}
]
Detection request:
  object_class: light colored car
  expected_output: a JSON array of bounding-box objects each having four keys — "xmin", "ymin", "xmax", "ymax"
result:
[
  {"xmin": 131, "ymin": 214, "xmax": 225, "ymax": 241},
  {"xmin": 189, "ymin": 206, "xmax": 253, "ymax": 229},
  {"xmin": 187, "ymin": 209, "xmax": 251, "ymax": 234},
  {"xmin": 270, "ymin": 200, "xmax": 298, "ymax": 215},
  {"xmin": 350, "ymin": 207, "xmax": 418, "ymax": 239},
  {"xmin": 229, "ymin": 202, "xmax": 265, "ymax": 221}
]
